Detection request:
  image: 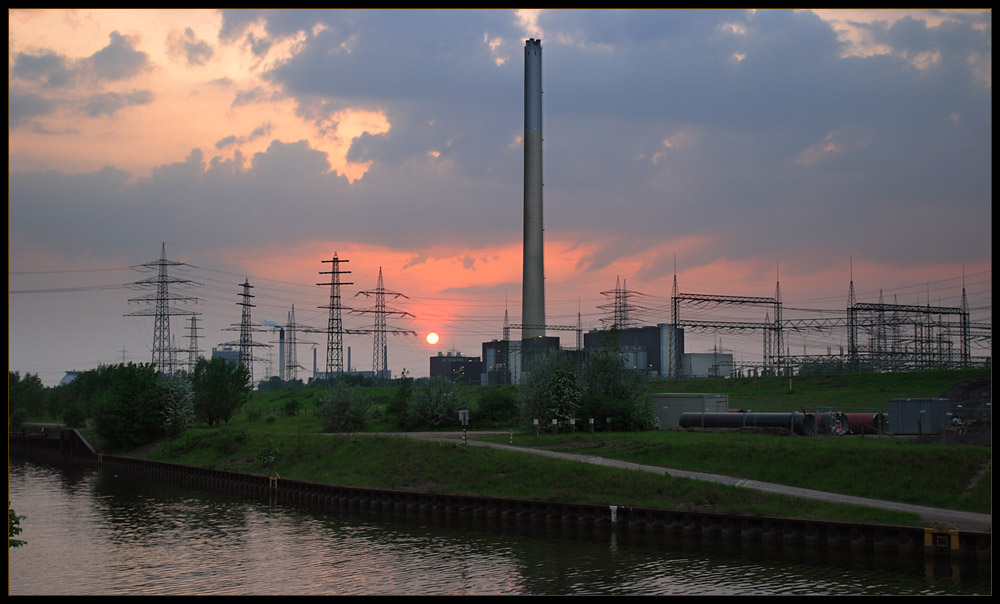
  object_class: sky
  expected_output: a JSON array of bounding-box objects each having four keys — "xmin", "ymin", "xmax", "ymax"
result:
[{"xmin": 9, "ymin": 9, "xmax": 992, "ymax": 386}]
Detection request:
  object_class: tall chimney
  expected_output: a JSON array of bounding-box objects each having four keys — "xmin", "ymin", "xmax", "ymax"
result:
[{"xmin": 522, "ymin": 38, "xmax": 545, "ymax": 340}]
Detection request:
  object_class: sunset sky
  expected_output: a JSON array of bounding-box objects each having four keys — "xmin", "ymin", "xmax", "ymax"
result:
[{"xmin": 9, "ymin": 9, "xmax": 992, "ymax": 385}]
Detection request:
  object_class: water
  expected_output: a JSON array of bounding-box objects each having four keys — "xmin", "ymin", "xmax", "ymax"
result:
[{"xmin": 7, "ymin": 456, "xmax": 990, "ymax": 595}]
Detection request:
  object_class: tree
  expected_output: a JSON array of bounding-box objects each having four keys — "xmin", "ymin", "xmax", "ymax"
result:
[
  {"xmin": 160, "ymin": 376, "xmax": 195, "ymax": 437},
  {"xmin": 92, "ymin": 363, "xmax": 164, "ymax": 450},
  {"xmin": 192, "ymin": 357, "xmax": 251, "ymax": 427},
  {"xmin": 387, "ymin": 368, "xmax": 414, "ymax": 428},
  {"xmin": 8, "ymin": 502, "xmax": 26, "ymax": 548},
  {"xmin": 579, "ymin": 330, "xmax": 655, "ymax": 430},
  {"xmin": 8, "ymin": 371, "xmax": 45, "ymax": 418},
  {"xmin": 519, "ymin": 348, "xmax": 581, "ymax": 423}
]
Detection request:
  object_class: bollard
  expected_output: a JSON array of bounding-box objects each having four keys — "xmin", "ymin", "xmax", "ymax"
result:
[
  {"xmin": 533, "ymin": 419, "xmax": 539, "ymax": 437},
  {"xmin": 509, "ymin": 428, "xmax": 513, "ymax": 445},
  {"xmin": 552, "ymin": 418, "xmax": 558, "ymax": 435},
  {"xmin": 589, "ymin": 418, "xmax": 594, "ymax": 433},
  {"xmin": 569, "ymin": 418, "xmax": 576, "ymax": 433}
]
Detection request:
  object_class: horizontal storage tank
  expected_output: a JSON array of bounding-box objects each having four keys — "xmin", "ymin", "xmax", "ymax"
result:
[
  {"xmin": 648, "ymin": 393, "xmax": 729, "ymax": 429},
  {"xmin": 678, "ymin": 412, "xmax": 816, "ymax": 436}
]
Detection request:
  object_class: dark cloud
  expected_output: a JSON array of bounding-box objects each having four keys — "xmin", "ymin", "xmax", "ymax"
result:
[
  {"xmin": 88, "ymin": 31, "xmax": 150, "ymax": 81},
  {"xmin": 12, "ymin": 51, "xmax": 75, "ymax": 88},
  {"xmin": 215, "ymin": 123, "xmax": 273, "ymax": 149},
  {"xmin": 168, "ymin": 27, "xmax": 214, "ymax": 66},
  {"xmin": 82, "ymin": 90, "xmax": 153, "ymax": 117},
  {"xmin": 8, "ymin": 10, "xmax": 991, "ymax": 275},
  {"xmin": 231, "ymin": 86, "xmax": 274, "ymax": 107},
  {"xmin": 215, "ymin": 135, "xmax": 239, "ymax": 149},
  {"xmin": 245, "ymin": 32, "xmax": 270, "ymax": 57},
  {"xmin": 8, "ymin": 91, "xmax": 56, "ymax": 126}
]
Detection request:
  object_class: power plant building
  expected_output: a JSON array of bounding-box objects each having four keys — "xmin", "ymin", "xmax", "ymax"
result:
[{"xmin": 430, "ymin": 351, "xmax": 483, "ymax": 385}]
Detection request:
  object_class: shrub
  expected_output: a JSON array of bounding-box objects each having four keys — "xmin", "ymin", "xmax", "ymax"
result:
[
  {"xmin": 265, "ymin": 414, "xmax": 277, "ymax": 425},
  {"xmin": 213, "ymin": 427, "xmax": 249, "ymax": 454},
  {"xmin": 317, "ymin": 385, "xmax": 371, "ymax": 432},
  {"xmin": 282, "ymin": 398, "xmax": 302, "ymax": 416},
  {"xmin": 255, "ymin": 438, "xmax": 279, "ymax": 466}
]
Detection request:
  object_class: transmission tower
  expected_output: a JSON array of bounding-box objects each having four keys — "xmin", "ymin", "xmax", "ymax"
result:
[
  {"xmin": 186, "ymin": 316, "xmax": 202, "ymax": 374},
  {"xmin": 286, "ymin": 307, "xmax": 298, "ymax": 381},
  {"xmin": 355, "ymin": 267, "xmax": 415, "ymax": 384},
  {"xmin": 599, "ymin": 276, "xmax": 646, "ymax": 329},
  {"xmin": 281, "ymin": 305, "xmax": 317, "ymax": 382},
  {"xmin": 318, "ymin": 252, "xmax": 353, "ymax": 382},
  {"xmin": 220, "ymin": 279, "xmax": 271, "ymax": 385},
  {"xmin": 125, "ymin": 243, "xmax": 201, "ymax": 375}
]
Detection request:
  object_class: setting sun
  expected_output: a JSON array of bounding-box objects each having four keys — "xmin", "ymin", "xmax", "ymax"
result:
[{"xmin": 426, "ymin": 332, "xmax": 440, "ymax": 345}]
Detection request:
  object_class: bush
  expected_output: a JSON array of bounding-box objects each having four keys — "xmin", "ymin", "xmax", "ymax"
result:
[
  {"xmin": 255, "ymin": 438, "xmax": 279, "ymax": 466},
  {"xmin": 317, "ymin": 385, "xmax": 371, "ymax": 432},
  {"xmin": 476, "ymin": 387, "xmax": 520, "ymax": 425},
  {"xmin": 61, "ymin": 400, "xmax": 87, "ymax": 428},
  {"xmin": 265, "ymin": 414, "xmax": 277, "ymax": 425},
  {"xmin": 409, "ymin": 376, "xmax": 464, "ymax": 429},
  {"xmin": 213, "ymin": 427, "xmax": 249, "ymax": 454},
  {"xmin": 282, "ymin": 399, "xmax": 302, "ymax": 416}
]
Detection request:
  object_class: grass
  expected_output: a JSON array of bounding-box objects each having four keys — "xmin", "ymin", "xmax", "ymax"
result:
[
  {"xmin": 145, "ymin": 429, "xmax": 923, "ymax": 526},
  {"xmin": 480, "ymin": 430, "xmax": 990, "ymax": 514}
]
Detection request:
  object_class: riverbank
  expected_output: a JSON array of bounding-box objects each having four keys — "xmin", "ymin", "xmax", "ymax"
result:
[{"xmin": 137, "ymin": 428, "xmax": 925, "ymax": 527}]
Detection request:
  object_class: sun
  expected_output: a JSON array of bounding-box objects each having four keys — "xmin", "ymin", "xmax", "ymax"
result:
[{"xmin": 426, "ymin": 332, "xmax": 440, "ymax": 345}]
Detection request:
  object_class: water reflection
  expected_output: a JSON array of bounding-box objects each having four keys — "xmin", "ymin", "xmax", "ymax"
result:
[{"xmin": 8, "ymin": 456, "xmax": 989, "ymax": 595}]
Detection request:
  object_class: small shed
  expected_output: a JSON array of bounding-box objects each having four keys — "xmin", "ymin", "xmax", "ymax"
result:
[
  {"xmin": 648, "ymin": 393, "xmax": 729, "ymax": 429},
  {"xmin": 887, "ymin": 398, "xmax": 951, "ymax": 434}
]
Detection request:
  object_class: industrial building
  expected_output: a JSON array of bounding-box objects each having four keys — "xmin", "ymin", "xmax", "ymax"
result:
[{"xmin": 430, "ymin": 351, "xmax": 482, "ymax": 385}]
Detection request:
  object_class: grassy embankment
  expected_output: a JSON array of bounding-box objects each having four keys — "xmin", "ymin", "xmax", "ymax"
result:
[{"xmin": 137, "ymin": 368, "xmax": 989, "ymax": 524}]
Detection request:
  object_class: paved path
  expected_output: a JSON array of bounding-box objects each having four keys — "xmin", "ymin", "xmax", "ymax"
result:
[{"xmin": 387, "ymin": 432, "xmax": 992, "ymax": 533}]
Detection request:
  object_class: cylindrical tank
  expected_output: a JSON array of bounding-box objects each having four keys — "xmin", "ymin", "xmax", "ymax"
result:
[
  {"xmin": 843, "ymin": 412, "xmax": 885, "ymax": 435},
  {"xmin": 678, "ymin": 412, "xmax": 816, "ymax": 436}
]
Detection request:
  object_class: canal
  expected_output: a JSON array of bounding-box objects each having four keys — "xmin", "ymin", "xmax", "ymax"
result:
[{"xmin": 7, "ymin": 456, "xmax": 990, "ymax": 595}]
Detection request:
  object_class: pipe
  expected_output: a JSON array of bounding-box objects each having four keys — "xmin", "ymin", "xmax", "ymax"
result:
[{"xmin": 678, "ymin": 412, "xmax": 816, "ymax": 436}]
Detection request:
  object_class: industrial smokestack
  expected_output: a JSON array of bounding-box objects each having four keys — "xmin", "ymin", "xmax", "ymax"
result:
[{"xmin": 522, "ymin": 38, "xmax": 545, "ymax": 340}]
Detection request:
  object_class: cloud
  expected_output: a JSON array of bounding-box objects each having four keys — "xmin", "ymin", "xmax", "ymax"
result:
[
  {"xmin": 167, "ymin": 27, "xmax": 214, "ymax": 66},
  {"xmin": 215, "ymin": 122, "xmax": 273, "ymax": 149},
  {"xmin": 82, "ymin": 90, "xmax": 154, "ymax": 117},
  {"xmin": 8, "ymin": 91, "xmax": 57, "ymax": 126},
  {"xmin": 87, "ymin": 31, "xmax": 150, "ymax": 82},
  {"xmin": 12, "ymin": 51, "xmax": 75, "ymax": 88}
]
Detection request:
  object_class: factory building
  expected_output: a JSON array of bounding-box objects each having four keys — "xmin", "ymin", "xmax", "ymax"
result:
[{"xmin": 430, "ymin": 351, "xmax": 483, "ymax": 385}]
